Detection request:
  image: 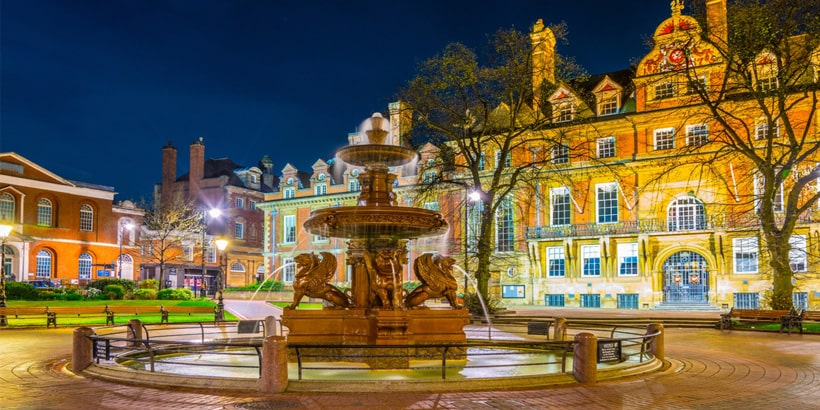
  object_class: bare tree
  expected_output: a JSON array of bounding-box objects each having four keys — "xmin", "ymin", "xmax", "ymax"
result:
[
  {"xmin": 647, "ymin": 0, "xmax": 820, "ymax": 309},
  {"xmin": 139, "ymin": 195, "xmax": 204, "ymax": 290}
]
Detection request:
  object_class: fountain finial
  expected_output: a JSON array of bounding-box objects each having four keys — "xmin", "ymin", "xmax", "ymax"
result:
[{"xmin": 365, "ymin": 112, "xmax": 390, "ymax": 145}]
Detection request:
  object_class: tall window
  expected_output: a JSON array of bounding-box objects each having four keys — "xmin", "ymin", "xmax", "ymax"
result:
[
  {"xmin": 314, "ymin": 184, "xmax": 327, "ymax": 195},
  {"xmin": 0, "ymin": 193, "xmax": 14, "ymax": 221},
  {"xmin": 755, "ymin": 118, "xmax": 780, "ymax": 140},
  {"xmin": 283, "ymin": 215, "xmax": 296, "ymax": 243},
  {"xmin": 494, "ymin": 150, "xmax": 511, "ymax": 168},
  {"xmin": 283, "ymin": 257, "xmax": 295, "ymax": 282},
  {"xmin": 37, "ymin": 198, "xmax": 53, "ymax": 226},
  {"xmin": 552, "ymin": 144, "xmax": 569, "ymax": 164},
  {"xmin": 78, "ymin": 253, "xmax": 92, "ymax": 280},
  {"xmin": 79, "ymin": 204, "xmax": 93, "ymax": 232},
  {"xmin": 547, "ymin": 246, "xmax": 565, "ymax": 277},
  {"xmin": 597, "ymin": 136, "xmax": 615, "ymax": 158},
  {"xmin": 235, "ymin": 197, "xmax": 245, "ymax": 209},
  {"xmin": 349, "ymin": 179, "xmax": 361, "ymax": 192},
  {"xmin": 596, "ymin": 183, "xmax": 618, "ymax": 223},
  {"xmin": 754, "ymin": 173, "xmax": 784, "ymax": 212},
  {"xmin": 36, "ymin": 249, "xmax": 52, "ymax": 278},
  {"xmin": 550, "ymin": 187, "xmax": 570, "ymax": 226},
  {"xmin": 655, "ymin": 81, "xmax": 675, "ymax": 99},
  {"xmin": 789, "ymin": 235, "xmax": 807, "ymax": 272},
  {"xmin": 581, "ymin": 245, "xmax": 601, "ymax": 276},
  {"xmin": 477, "ymin": 152, "xmax": 486, "ymax": 170},
  {"xmin": 654, "ymin": 128, "xmax": 675, "ymax": 150},
  {"xmin": 249, "ymin": 200, "xmax": 256, "ymax": 209},
  {"xmin": 205, "ymin": 245, "xmax": 215, "ymax": 263},
  {"xmin": 182, "ymin": 244, "xmax": 193, "ymax": 261},
  {"xmin": 495, "ymin": 197, "xmax": 514, "ymax": 252},
  {"xmin": 235, "ymin": 221, "xmax": 245, "ymax": 239},
  {"xmin": 667, "ymin": 197, "xmax": 706, "ymax": 231},
  {"xmin": 422, "ymin": 171, "xmax": 438, "ymax": 184},
  {"xmin": 283, "ymin": 187, "xmax": 295, "ymax": 199},
  {"xmin": 618, "ymin": 243, "xmax": 638, "ymax": 276},
  {"xmin": 733, "ymin": 237, "xmax": 759, "ymax": 274},
  {"xmin": 686, "ymin": 124, "xmax": 708, "ymax": 146}
]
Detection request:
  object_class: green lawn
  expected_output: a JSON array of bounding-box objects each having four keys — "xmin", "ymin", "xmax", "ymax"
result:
[
  {"xmin": 1, "ymin": 299, "xmax": 237, "ymax": 327},
  {"xmin": 270, "ymin": 301, "xmax": 323, "ymax": 310},
  {"xmin": 730, "ymin": 321, "xmax": 820, "ymax": 333}
]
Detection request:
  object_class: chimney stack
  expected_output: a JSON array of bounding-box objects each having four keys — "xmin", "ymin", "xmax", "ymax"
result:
[
  {"xmin": 161, "ymin": 141, "xmax": 177, "ymax": 204},
  {"xmin": 706, "ymin": 0, "xmax": 728, "ymax": 47},
  {"xmin": 530, "ymin": 19, "xmax": 556, "ymax": 112},
  {"xmin": 189, "ymin": 137, "xmax": 205, "ymax": 202}
]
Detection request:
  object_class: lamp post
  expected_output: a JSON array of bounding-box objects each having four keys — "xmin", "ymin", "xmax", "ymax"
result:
[
  {"xmin": 201, "ymin": 208, "xmax": 221, "ymax": 298},
  {"xmin": 463, "ymin": 191, "xmax": 480, "ymax": 291},
  {"xmin": 0, "ymin": 224, "xmax": 13, "ymax": 327},
  {"xmin": 118, "ymin": 221, "xmax": 134, "ymax": 278},
  {"xmin": 214, "ymin": 237, "xmax": 229, "ymax": 322}
]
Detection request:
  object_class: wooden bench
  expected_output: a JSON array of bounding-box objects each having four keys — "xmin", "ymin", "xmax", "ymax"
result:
[
  {"xmin": 527, "ymin": 320, "xmax": 551, "ymax": 339},
  {"xmin": 718, "ymin": 308, "xmax": 792, "ymax": 331},
  {"xmin": 789, "ymin": 310, "xmax": 820, "ymax": 334}
]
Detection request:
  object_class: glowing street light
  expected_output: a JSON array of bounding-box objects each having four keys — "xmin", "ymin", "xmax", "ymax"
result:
[{"xmin": 0, "ymin": 223, "xmax": 13, "ymax": 327}]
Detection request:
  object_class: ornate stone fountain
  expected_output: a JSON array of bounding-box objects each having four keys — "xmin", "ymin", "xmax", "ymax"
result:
[{"xmin": 281, "ymin": 113, "xmax": 469, "ymax": 357}]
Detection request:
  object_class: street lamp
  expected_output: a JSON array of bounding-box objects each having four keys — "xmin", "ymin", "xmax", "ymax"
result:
[
  {"xmin": 118, "ymin": 221, "xmax": 134, "ymax": 278},
  {"xmin": 463, "ymin": 191, "xmax": 480, "ymax": 291},
  {"xmin": 201, "ymin": 208, "xmax": 221, "ymax": 298},
  {"xmin": 0, "ymin": 224, "xmax": 13, "ymax": 327},
  {"xmin": 214, "ymin": 237, "xmax": 229, "ymax": 322}
]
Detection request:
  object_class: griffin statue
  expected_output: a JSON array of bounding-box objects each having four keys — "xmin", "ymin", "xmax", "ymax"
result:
[{"xmin": 287, "ymin": 252, "xmax": 350, "ymax": 309}]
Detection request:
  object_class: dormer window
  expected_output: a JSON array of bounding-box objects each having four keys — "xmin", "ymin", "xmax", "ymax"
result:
[
  {"xmin": 599, "ymin": 95, "xmax": 619, "ymax": 115},
  {"xmin": 549, "ymin": 87, "xmax": 577, "ymax": 123},
  {"xmin": 655, "ymin": 81, "xmax": 675, "ymax": 99},
  {"xmin": 754, "ymin": 51, "xmax": 779, "ymax": 92},
  {"xmin": 554, "ymin": 102, "xmax": 574, "ymax": 122}
]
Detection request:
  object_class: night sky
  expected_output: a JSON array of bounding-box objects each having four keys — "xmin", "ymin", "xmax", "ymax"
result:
[{"xmin": 1, "ymin": 0, "xmax": 673, "ymax": 201}]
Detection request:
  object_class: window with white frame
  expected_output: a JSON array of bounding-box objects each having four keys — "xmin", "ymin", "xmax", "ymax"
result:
[
  {"xmin": 235, "ymin": 221, "xmax": 245, "ymax": 239},
  {"xmin": 686, "ymin": 124, "xmax": 708, "ymax": 146},
  {"xmin": 597, "ymin": 136, "xmax": 615, "ymax": 158},
  {"xmin": 235, "ymin": 197, "xmax": 244, "ymax": 209},
  {"xmin": 0, "ymin": 193, "xmax": 14, "ymax": 222},
  {"xmin": 755, "ymin": 118, "xmax": 780, "ymax": 140},
  {"xmin": 206, "ymin": 245, "xmax": 215, "ymax": 263},
  {"xmin": 581, "ymin": 245, "xmax": 601, "ymax": 276},
  {"xmin": 599, "ymin": 94, "xmax": 619, "ymax": 115},
  {"xmin": 733, "ymin": 237, "xmax": 759, "ymax": 273},
  {"xmin": 183, "ymin": 244, "xmax": 193, "ymax": 261},
  {"xmin": 313, "ymin": 234, "xmax": 328, "ymax": 242},
  {"xmin": 547, "ymin": 246, "xmax": 565, "ymax": 277},
  {"xmin": 554, "ymin": 102, "xmax": 574, "ymax": 122},
  {"xmin": 618, "ymin": 243, "xmax": 638, "ymax": 276},
  {"xmin": 596, "ymin": 183, "xmax": 618, "ymax": 223},
  {"xmin": 422, "ymin": 170, "xmax": 438, "ymax": 184},
  {"xmin": 655, "ymin": 81, "xmax": 675, "ymax": 99},
  {"xmin": 314, "ymin": 184, "xmax": 327, "ymax": 195},
  {"xmin": 283, "ymin": 187, "xmax": 295, "ymax": 199},
  {"xmin": 550, "ymin": 187, "xmax": 571, "ymax": 226},
  {"xmin": 249, "ymin": 200, "xmax": 256, "ymax": 209},
  {"xmin": 654, "ymin": 128, "xmax": 675, "ymax": 150},
  {"xmin": 37, "ymin": 198, "xmax": 53, "ymax": 226},
  {"xmin": 349, "ymin": 179, "xmax": 361, "ymax": 192},
  {"xmin": 283, "ymin": 257, "xmax": 295, "ymax": 282},
  {"xmin": 78, "ymin": 253, "xmax": 92, "ymax": 280},
  {"xmin": 494, "ymin": 150, "xmax": 511, "ymax": 168},
  {"xmin": 552, "ymin": 144, "xmax": 569, "ymax": 164},
  {"xmin": 667, "ymin": 197, "xmax": 707, "ymax": 231},
  {"xmin": 758, "ymin": 72, "xmax": 778, "ymax": 92},
  {"xmin": 686, "ymin": 76, "xmax": 707, "ymax": 94},
  {"xmin": 36, "ymin": 249, "xmax": 52, "ymax": 278},
  {"xmin": 789, "ymin": 235, "xmax": 807, "ymax": 272},
  {"xmin": 754, "ymin": 172, "xmax": 784, "ymax": 212},
  {"xmin": 283, "ymin": 215, "xmax": 296, "ymax": 243},
  {"xmin": 478, "ymin": 152, "xmax": 486, "ymax": 170},
  {"xmin": 79, "ymin": 204, "xmax": 93, "ymax": 232},
  {"xmin": 495, "ymin": 197, "xmax": 514, "ymax": 252}
]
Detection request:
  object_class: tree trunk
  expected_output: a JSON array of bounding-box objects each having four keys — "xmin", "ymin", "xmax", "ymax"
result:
[{"xmin": 767, "ymin": 242, "xmax": 794, "ymax": 310}]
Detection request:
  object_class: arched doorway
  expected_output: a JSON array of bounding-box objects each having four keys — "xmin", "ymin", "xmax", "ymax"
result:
[{"xmin": 662, "ymin": 251, "xmax": 709, "ymax": 303}]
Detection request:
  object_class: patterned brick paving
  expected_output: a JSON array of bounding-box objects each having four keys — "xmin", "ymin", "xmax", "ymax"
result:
[{"xmin": 1, "ymin": 324, "xmax": 818, "ymax": 409}]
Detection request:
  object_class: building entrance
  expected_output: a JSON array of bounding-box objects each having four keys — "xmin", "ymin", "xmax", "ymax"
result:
[{"xmin": 662, "ymin": 251, "xmax": 709, "ymax": 303}]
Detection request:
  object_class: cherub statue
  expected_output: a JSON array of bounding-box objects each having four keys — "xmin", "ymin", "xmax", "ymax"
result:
[
  {"xmin": 287, "ymin": 252, "xmax": 350, "ymax": 309},
  {"xmin": 404, "ymin": 254, "xmax": 461, "ymax": 309}
]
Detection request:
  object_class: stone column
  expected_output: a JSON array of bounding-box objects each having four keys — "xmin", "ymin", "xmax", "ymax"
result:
[
  {"xmin": 128, "ymin": 319, "xmax": 143, "ymax": 347},
  {"xmin": 553, "ymin": 317, "xmax": 567, "ymax": 341},
  {"xmin": 264, "ymin": 315, "xmax": 280, "ymax": 337},
  {"xmin": 645, "ymin": 323, "xmax": 664, "ymax": 360},
  {"xmin": 72, "ymin": 327, "xmax": 94, "ymax": 373},
  {"xmin": 258, "ymin": 336, "xmax": 288, "ymax": 393},
  {"xmin": 573, "ymin": 332, "xmax": 597, "ymax": 384}
]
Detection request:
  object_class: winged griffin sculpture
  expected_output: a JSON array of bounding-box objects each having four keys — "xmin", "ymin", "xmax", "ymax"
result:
[
  {"xmin": 287, "ymin": 252, "xmax": 350, "ymax": 309},
  {"xmin": 404, "ymin": 253, "xmax": 461, "ymax": 309}
]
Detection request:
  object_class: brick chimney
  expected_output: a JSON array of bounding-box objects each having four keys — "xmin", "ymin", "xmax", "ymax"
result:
[
  {"xmin": 189, "ymin": 137, "xmax": 205, "ymax": 202},
  {"xmin": 706, "ymin": 0, "xmax": 728, "ymax": 47},
  {"xmin": 161, "ymin": 141, "xmax": 177, "ymax": 204},
  {"xmin": 530, "ymin": 19, "xmax": 556, "ymax": 112}
]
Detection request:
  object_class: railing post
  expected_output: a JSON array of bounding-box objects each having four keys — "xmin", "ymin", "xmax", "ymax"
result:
[
  {"xmin": 553, "ymin": 317, "xmax": 567, "ymax": 341},
  {"xmin": 72, "ymin": 327, "xmax": 94, "ymax": 373},
  {"xmin": 573, "ymin": 332, "xmax": 597, "ymax": 384},
  {"xmin": 258, "ymin": 336, "xmax": 288, "ymax": 393},
  {"xmin": 264, "ymin": 315, "xmax": 280, "ymax": 337},
  {"xmin": 128, "ymin": 319, "xmax": 143, "ymax": 347},
  {"xmin": 645, "ymin": 323, "xmax": 664, "ymax": 360}
]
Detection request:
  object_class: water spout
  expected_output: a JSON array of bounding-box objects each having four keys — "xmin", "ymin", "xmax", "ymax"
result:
[
  {"xmin": 250, "ymin": 262, "xmax": 296, "ymax": 301},
  {"xmin": 453, "ymin": 264, "xmax": 492, "ymax": 340}
]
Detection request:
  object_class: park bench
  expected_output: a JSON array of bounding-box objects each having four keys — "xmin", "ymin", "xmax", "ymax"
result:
[
  {"xmin": 718, "ymin": 308, "xmax": 793, "ymax": 332},
  {"xmin": 527, "ymin": 320, "xmax": 551, "ymax": 339},
  {"xmin": 788, "ymin": 310, "xmax": 820, "ymax": 335}
]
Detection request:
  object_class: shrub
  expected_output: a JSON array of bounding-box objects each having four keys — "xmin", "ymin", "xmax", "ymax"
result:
[
  {"xmin": 463, "ymin": 293, "xmax": 500, "ymax": 316},
  {"xmin": 4, "ymin": 281, "xmax": 40, "ymax": 300},
  {"xmin": 138, "ymin": 279, "xmax": 158, "ymax": 290},
  {"xmin": 58, "ymin": 292, "xmax": 84, "ymax": 301},
  {"xmin": 86, "ymin": 287, "xmax": 103, "ymax": 300},
  {"xmin": 89, "ymin": 278, "xmax": 135, "ymax": 293},
  {"xmin": 233, "ymin": 279, "xmax": 284, "ymax": 292},
  {"xmin": 103, "ymin": 284, "xmax": 126, "ymax": 300},
  {"xmin": 133, "ymin": 289, "xmax": 157, "ymax": 300},
  {"xmin": 157, "ymin": 288, "xmax": 194, "ymax": 300}
]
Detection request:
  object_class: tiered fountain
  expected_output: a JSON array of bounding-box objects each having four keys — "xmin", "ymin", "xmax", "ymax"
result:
[{"xmin": 281, "ymin": 113, "xmax": 470, "ymax": 366}]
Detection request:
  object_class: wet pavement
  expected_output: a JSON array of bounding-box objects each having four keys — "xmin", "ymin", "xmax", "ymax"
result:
[{"xmin": 1, "ymin": 301, "xmax": 818, "ymax": 409}]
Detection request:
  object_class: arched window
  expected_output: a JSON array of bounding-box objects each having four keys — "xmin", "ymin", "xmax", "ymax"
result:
[
  {"xmin": 79, "ymin": 204, "xmax": 93, "ymax": 231},
  {"xmin": 667, "ymin": 197, "xmax": 706, "ymax": 231},
  {"xmin": 78, "ymin": 253, "xmax": 92, "ymax": 280},
  {"xmin": 38, "ymin": 198, "xmax": 53, "ymax": 226},
  {"xmin": 0, "ymin": 193, "xmax": 14, "ymax": 222},
  {"xmin": 36, "ymin": 250, "xmax": 52, "ymax": 278},
  {"xmin": 230, "ymin": 262, "xmax": 246, "ymax": 272}
]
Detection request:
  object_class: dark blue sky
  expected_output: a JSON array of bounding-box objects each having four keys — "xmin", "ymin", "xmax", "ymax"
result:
[{"xmin": 1, "ymin": 0, "xmax": 673, "ymax": 201}]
